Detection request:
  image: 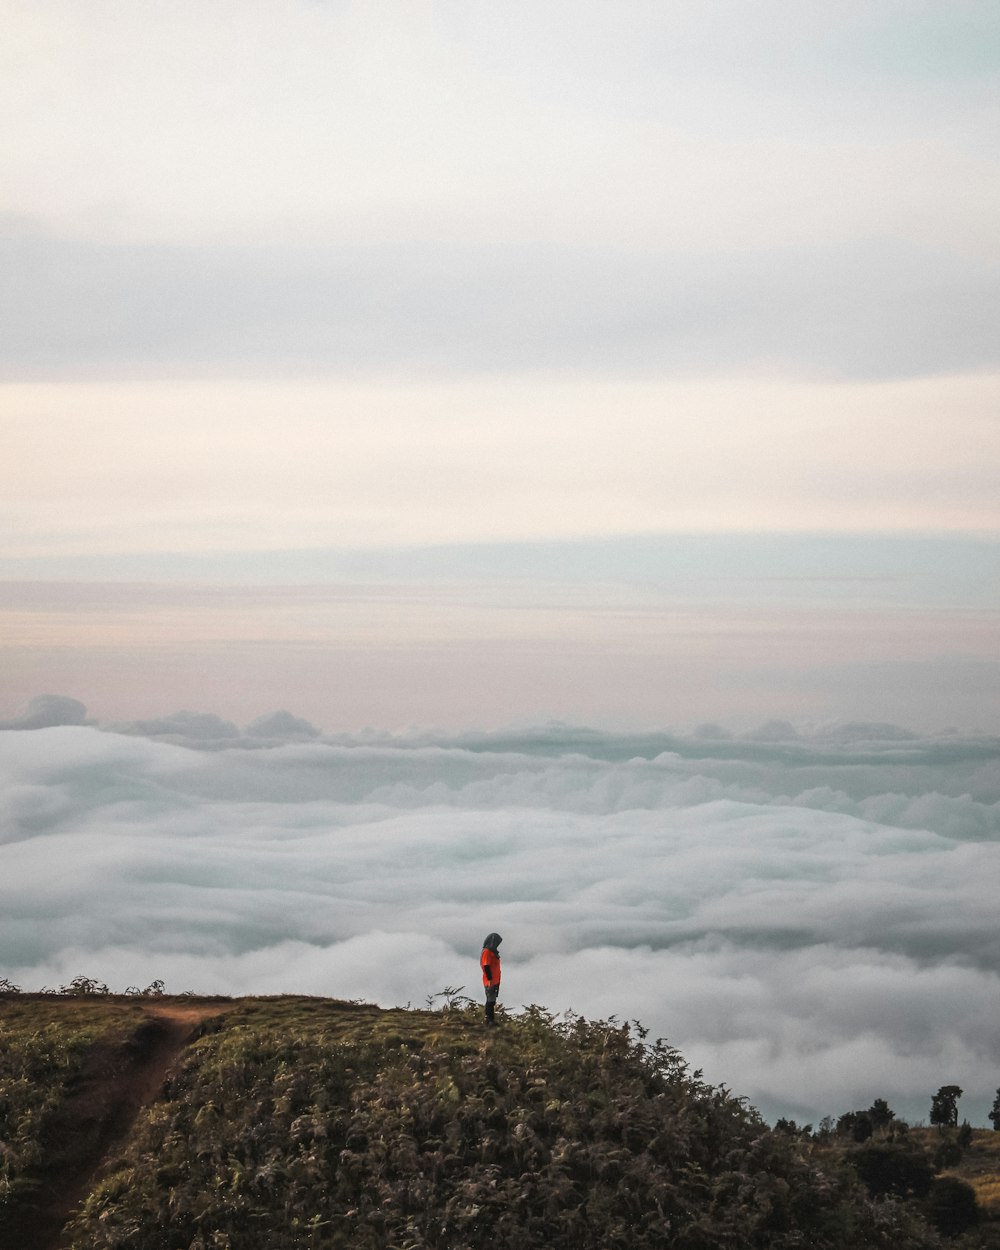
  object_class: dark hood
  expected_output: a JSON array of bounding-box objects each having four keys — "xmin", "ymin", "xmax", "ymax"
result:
[{"xmin": 483, "ymin": 933, "xmax": 502, "ymax": 952}]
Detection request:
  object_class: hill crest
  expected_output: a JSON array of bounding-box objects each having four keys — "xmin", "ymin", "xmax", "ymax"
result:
[{"xmin": 0, "ymin": 993, "xmax": 995, "ymax": 1249}]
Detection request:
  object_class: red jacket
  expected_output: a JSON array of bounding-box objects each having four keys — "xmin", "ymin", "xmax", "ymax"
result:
[{"xmin": 481, "ymin": 947, "xmax": 501, "ymax": 988}]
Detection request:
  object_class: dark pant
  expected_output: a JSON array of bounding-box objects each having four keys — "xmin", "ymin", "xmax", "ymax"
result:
[{"xmin": 484, "ymin": 984, "xmax": 499, "ymax": 1022}]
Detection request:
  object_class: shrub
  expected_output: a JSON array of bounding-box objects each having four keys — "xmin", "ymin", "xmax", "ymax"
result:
[
  {"xmin": 851, "ymin": 1140, "xmax": 935, "ymax": 1200},
  {"xmin": 923, "ymin": 1176, "xmax": 979, "ymax": 1238}
]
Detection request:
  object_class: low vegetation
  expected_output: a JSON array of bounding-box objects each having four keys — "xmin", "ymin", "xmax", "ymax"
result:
[
  {"xmin": 2, "ymin": 987, "xmax": 999, "ymax": 1249},
  {"xmin": 0, "ymin": 994, "xmax": 161, "ymax": 1248},
  {"xmin": 0, "ymin": 997, "xmax": 146, "ymax": 1199}
]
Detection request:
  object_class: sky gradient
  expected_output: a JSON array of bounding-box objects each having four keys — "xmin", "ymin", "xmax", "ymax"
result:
[{"xmin": 2, "ymin": 1, "xmax": 998, "ymax": 730}]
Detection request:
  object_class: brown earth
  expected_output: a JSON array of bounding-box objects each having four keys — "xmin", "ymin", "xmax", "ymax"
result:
[{"xmin": 9, "ymin": 1000, "xmax": 234, "ymax": 1250}]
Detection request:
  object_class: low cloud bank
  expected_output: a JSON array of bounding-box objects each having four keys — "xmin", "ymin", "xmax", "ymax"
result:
[
  {"xmin": 0, "ymin": 694, "xmax": 91, "ymax": 731},
  {"xmin": 1, "ymin": 704, "xmax": 998, "ymax": 1125}
]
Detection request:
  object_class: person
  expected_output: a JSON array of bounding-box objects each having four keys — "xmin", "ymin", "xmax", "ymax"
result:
[{"xmin": 480, "ymin": 932, "xmax": 502, "ymax": 1025}]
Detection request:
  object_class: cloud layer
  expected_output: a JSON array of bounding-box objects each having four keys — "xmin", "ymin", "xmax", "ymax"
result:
[
  {"xmin": 5, "ymin": 232, "xmax": 997, "ymax": 380},
  {"xmin": 2, "ymin": 714, "xmax": 998, "ymax": 1126},
  {"xmin": 3, "ymin": 3, "xmax": 997, "ymax": 566}
]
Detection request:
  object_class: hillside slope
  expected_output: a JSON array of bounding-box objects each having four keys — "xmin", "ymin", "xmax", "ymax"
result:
[{"xmin": 0, "ymin": 993, "xmax": 992, "ymax": 1249}]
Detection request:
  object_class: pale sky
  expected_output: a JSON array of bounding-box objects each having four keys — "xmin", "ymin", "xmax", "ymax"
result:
[{"xmin": 1, "ymin": 0, "xmax": 998, "ymax": 728}]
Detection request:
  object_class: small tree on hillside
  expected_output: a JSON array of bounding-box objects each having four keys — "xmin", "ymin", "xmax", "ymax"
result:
[
  {"xmin": 930, "ymin": 1085, "xmax": 963, "ymax": 1128},
  {"xmin": 868, "ymin": 1098, "xmax": 894, "ymax": 1135},
  {"xmin": 837, "ymin": 1110, "xmax": 874, "ymax": 1142},
  {"xmin": 989, "ymin": 1089, "xmax": 1000, "ymax": 1131},
  {"xmin": 773, "ymin": 1118, "xmax": 812, "ymax": 1137}
]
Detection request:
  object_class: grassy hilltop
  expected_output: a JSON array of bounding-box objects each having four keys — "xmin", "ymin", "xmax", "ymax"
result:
[{"xmin": 1, "ymin": 992, "xmax": 997, "ymax": 1250}]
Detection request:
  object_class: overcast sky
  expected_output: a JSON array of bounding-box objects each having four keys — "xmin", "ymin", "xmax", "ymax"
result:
[{"xmin": 1, "ymin": 0, "xmax": 998, "ymax": 727}]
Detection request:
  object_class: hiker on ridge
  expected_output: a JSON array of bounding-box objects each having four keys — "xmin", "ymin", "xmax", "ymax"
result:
[{"xmin": 480, "ymin": 933, "xmax": 502, "ymax": 1026}]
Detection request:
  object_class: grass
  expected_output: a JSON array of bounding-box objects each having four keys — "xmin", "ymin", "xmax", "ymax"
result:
[
  {"xmin": 937, "ymin": 1130, "xmax": 1000, "ymax": 1214},
  {"xmin": 0, "ymin": 995, "xmax": 146, "ymax": 1180},
  {"xmin": 5, "ymin": 992, "xmax": 1000, "ymax": 1249},
  {"xmin": 0, "ymin": 996, "xmax": 150, "ymax": 1208},
  {"xmin": 62, "ymin": 1000, "xmax": 932, "ymax": 1249}
]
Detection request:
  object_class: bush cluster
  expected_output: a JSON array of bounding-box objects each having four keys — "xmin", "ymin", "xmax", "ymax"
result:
[{"xmin": 66, "ymin": 1004, "xmax": 945, "ymax": 1250}]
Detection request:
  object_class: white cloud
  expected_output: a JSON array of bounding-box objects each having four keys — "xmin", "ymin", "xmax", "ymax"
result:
[
  {"xmin": 2, "ymin": 719, "xmax": 998, "ymax": 1124},
  {"xmin": 0, "ymin": 693, "xmax": 90, "ymax": 730}
]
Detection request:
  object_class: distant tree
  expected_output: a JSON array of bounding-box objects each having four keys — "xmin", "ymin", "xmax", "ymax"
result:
[
  {"xmin": 837, "ymin": 1110, "xmax": 874, "ymax": 1142},
  {"xmin": 773, "ymin": 1118, "xmax": 812, "ymax": 1137},
  {"xmin": 989, "ymin": 1089, "xmax": 1000, "ymax": 1131},
  {"xmin": 930, "ymin": 1086, "xmax": 963, "ymax": 1128},
  {"xmin": 957, "ymin": 1120, "xmax": 973, "ymax": 1149},
  {"xmin": 923, "ymin": 1175, "xmax": 979, "ymax": 1238},
  {"xmin": 868, "ymin": 1098, "xmax": 894, "ymax": 1132}
]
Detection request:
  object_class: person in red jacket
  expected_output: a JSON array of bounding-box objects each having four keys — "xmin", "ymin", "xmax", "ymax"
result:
[{"xmin": 480, "ymin": 932, "xmax": 502, "ymax": 1025}]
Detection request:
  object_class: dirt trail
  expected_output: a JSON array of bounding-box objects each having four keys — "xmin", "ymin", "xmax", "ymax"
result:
[
  {"xmin": 16, "ymin": 1001, "xmax": 234, "ymax": 1250},
  {"xmin": 126, "ymin": 1003, "xmax": 227, "ymax": 1107}
]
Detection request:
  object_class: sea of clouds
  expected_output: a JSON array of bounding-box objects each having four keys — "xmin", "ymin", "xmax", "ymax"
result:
[{"xmin": 2, "ymin": 695, "xmax": 998, "ymax": 1126}]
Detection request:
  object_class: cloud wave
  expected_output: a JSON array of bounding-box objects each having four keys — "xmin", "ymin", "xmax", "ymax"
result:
[{"xmin": 2, "ymin": 714, "xmax": 998, "ymax": 1125}]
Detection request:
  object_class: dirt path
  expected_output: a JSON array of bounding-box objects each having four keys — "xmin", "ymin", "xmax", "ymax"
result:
[
  {"xmin": 17, "ymin": 1001, "xmax": 234, "ymax": 1250},
  {"xmin": 126, "ymin": 1003, "xmax": 227, "ymax": 1107}
]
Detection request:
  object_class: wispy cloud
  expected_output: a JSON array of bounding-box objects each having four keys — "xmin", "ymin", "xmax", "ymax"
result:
[
  {"xmin": 4, "ymin": 232, "xmax": 997, "ymax": 380},
  {"xmin": 2, "ymin": 4, "xmax": 997, "ymax": 570}
]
